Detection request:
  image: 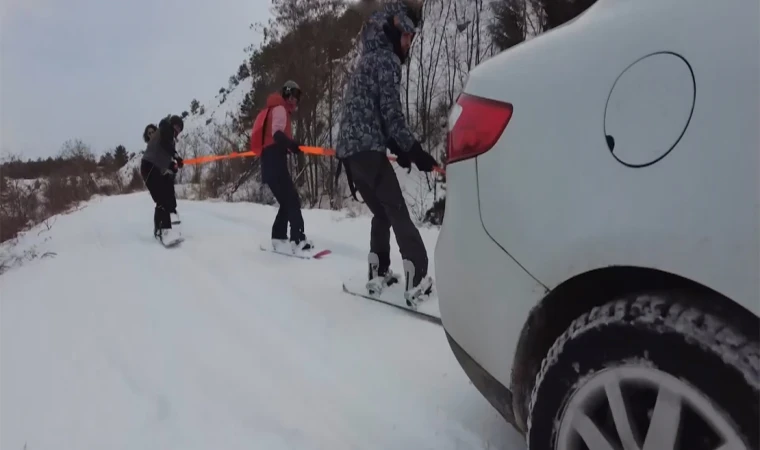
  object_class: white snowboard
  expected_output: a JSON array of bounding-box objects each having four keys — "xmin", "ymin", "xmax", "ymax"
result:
[
  {"xmin": 341, "ymin": 272, "xmax": 442, "ymax": 325},
  {"xmin": 154, "ymin": 228, "xmax": 184, "ymax": 248}
]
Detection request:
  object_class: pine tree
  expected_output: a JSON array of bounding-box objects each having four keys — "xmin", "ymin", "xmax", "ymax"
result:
[{"xmin": 113, "ymin": 145, "xmax": 129, "ymax": 168}]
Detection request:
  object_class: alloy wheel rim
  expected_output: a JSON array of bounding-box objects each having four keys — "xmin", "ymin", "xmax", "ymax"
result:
[{"xmin": 555, "ymin": 365, "xmax": 746, "ymax": 450}]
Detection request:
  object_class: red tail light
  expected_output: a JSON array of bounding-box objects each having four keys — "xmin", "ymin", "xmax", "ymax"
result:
[{"xmin": 447, "ymin": 94, "xmax": 513, "ymax": 164}]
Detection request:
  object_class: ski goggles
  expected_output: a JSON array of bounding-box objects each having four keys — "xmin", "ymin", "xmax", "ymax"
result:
[{"xmin": 285, "ymin": 87, "xmax": 302, "ymax": 102}]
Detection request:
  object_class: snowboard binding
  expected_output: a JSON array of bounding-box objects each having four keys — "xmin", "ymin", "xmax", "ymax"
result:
[
  {"xmin": 402, "ymin": 259, "xmax": 434, "ymax": 309},
  {"xmin": 154, "ymin": 227, "xmax": 183, "ymax": 248},
  {"xmin": 293, "ymin": 238, "xmax": 314, "ymax": 252},
  {"xmin": 271, "ymin": 238, "xmax": 314, "ymax": 255},
  {"xmin": 366, "ymin": 252, "xmax": 400, "ymax": 296}
]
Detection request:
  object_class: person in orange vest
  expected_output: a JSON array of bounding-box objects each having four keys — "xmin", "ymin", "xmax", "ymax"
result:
[{"xmin": 250, "ymin": 80, "xmax": 311, "ymax": 253}]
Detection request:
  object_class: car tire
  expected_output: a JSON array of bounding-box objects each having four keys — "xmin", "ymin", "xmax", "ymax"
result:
[{"xmin": 527, "ymin": 293, "xmax": 759, "ymax": 450}]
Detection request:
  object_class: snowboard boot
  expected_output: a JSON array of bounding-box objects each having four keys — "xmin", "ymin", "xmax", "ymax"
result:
[
  {"xmin": 170, "ymin": 211, "xmax": 181, "ymax": 225},
  {"xmin": 402, "ymin": 259, "xmax": 434, "ymax": 309},
  {"xmin": 366, "ymin": 251, "xmax": 400, "ymax": 295},
  {"xmin": 155, "ymin": 227, "xmax": 182, "ymax": 247},
  {"xmin": 291, "ymin": 237, "xmax": 314, "ymax": 253}
]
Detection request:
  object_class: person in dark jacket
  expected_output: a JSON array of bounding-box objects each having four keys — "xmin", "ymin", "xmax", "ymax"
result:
[
  {"xmin": 335, "ymin": 0, "xmax": 437, "ymax": 300},
  {"xmin": 141, "ymin": 115, "xmax": 184, "ymax": 244},
  {"xmin": 255, "ymin": 80, "xmax": 312, "ymax": 253},
  {"xmin": 143, "ymin": 122, "xmax": 180, "ymax": 225}
]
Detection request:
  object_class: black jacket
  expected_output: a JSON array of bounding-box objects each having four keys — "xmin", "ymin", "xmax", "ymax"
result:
[{"xmin": 142, "ymin": 118, "xmax": 178, "ymax": 171}]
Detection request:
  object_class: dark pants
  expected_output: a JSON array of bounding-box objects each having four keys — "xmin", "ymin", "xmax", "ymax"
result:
[
  {"xmin": 264, "ymin": 164, "xmax": 305, "ymax": 243},
  {"xmin": 140, "ymin": 160, "xmax": 177, "ymax": 231},
  {"xmin": 346, "ymin": 151, "xmax": 428, "ymax": 284}
]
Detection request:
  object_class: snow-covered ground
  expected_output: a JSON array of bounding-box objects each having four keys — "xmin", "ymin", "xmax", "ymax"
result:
[{"xmin": 1, "ymin": 193, "xmax": 524, "ymax": 450}]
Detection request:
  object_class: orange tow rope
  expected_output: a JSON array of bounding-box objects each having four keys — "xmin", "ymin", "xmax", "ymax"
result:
[{"xmin": 183, "ymin": 146, "xmax": 445, "ymax": 175}]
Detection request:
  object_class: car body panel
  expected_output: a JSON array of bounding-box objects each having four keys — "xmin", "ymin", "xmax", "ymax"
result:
[
  {"xmin": 467, "ymin": 0, "xmax": 759, "ymax": 314},
  {"xmin": 435, "ymin": 160, "xmax": 547, "ymax": 390}
]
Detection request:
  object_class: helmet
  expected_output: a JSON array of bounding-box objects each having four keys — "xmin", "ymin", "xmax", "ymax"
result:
[
  {"xmin": 169, "ymin": 115, "xmax": 184, "ymax": 132},
  {"xmin": 282, "ymin": 80, "xmax": 301, "ymax": 101}
]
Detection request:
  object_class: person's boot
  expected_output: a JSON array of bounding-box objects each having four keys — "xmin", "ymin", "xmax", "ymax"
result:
[
  {"xmin": 156, "ymin": 227, "xmax": 182, "ymax": 246},
  {"xmin": 154, "ymin": 207, "xmax": 162, "ymax": 238},
  {"xmin": 154, "ymin": 206, "xmax": 181, "ymax": 245},
  {"xmin": 402, "ymin": 259, "xmax": 433, "ymax": 308}
]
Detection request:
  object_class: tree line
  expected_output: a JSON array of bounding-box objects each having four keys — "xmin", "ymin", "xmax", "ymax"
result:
[
  {"xmin": 1, "ymin": 139, "xmax": 134, "ymax": 180},
  {"xmin": 1, "ymin": 139, "xmax": 144, "ymax": 243}
]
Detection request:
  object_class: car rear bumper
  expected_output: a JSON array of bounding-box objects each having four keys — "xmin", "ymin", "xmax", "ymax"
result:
[{"xmin": 445, "ymin": 330, "xmax": 520, "ymax": 429}]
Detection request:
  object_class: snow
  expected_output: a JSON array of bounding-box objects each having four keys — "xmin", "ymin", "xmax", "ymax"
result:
[
  {"xmin": 183, "ymin": 77, "xmax": 253, "ymax": 136},
  {"xmin": 117, "ymin": 152, "xmax": 143, "ymax": 186},
  {"xmin": 1, "ymin": 193, "xmax": 524, "ymax": 450}
]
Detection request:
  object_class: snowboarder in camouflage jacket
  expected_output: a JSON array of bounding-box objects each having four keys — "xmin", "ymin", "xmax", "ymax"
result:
[
  {"xmin": 335, "ymin": 0, "xmax": 438, "ymax": 301},
  {"xmin": 336, "ymin": 1, "xmax": 418, "ymax": 159}
]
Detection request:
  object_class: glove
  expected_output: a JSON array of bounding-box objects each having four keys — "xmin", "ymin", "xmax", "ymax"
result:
[
  {"xmin": 410, "ymin": 141, "xmax": 438, "ymax": 172},
  {"xmin": 274, "ymin": 130, "xmax": 301, "ymax": 154},
  {"xmin": 169, "ymin": 163, "xmax": 179, "ymax": 174},
  {"xmin": 395, "ymin": 151, "xmax": 412, "ymax": 169},
  {"xmin": 387, "ymin": 139, "xmax": 412, "ymax": 170},
  {"xmin": 175, "ymin": 156, "xmax": 184, "ymax": 168}
]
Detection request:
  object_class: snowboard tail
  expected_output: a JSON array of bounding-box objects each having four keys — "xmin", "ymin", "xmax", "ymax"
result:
[{"xmin": 342, "ymin": 272, "xmax": 441, "ymax": 325}]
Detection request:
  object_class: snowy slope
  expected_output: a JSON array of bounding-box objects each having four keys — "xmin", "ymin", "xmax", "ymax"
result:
[
  {"xmin": 117, "ymin": 151, "xmax": 143, "ymax": 185},
  {"xmin": 0, "ymin": 193, "xmax": 524, "ymax": 450},
  {"xmin": 181, "ymin": 77, "xmax": 252, "ymax": 138}
]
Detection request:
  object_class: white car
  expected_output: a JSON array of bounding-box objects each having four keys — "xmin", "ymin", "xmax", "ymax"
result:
[{"xmin": 435, "ymin": 0, "xmax": 759, "ymax": 448}]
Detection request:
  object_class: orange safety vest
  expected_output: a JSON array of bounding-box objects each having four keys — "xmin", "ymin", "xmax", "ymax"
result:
[{"xmin": 250, "ymin": 93, "xmax": 294, "ymax": 155}]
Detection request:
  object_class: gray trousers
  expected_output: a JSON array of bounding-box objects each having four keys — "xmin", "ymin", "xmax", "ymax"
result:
[{"xmin": 346, "ymin": 151, "xmax": 428, "ymax": 284}]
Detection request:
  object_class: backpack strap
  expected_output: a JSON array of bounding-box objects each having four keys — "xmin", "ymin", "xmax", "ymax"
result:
[{"xmin": 261, "ymin": 107, "xmax": 271, "ymax": 149}]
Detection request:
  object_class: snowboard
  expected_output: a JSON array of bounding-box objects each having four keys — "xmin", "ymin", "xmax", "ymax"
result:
[
  {"xmin": 259, "ymin": 241, "xmax": 332, "ymax": 260},
  {"xmin": 341, "ymin": 272, "xmax": 442, "ymax": 325},
  {"xmin": 154, "ymin": 219, "xmax": 183, "ymax": 248},
  {"xmin": 156, "ymin": 235, "xmax": 184, "ymax": 248}
]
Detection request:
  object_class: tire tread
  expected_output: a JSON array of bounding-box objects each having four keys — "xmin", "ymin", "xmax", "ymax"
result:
[{"xmin": 527, "ymin": 292, "xmax": 760, "ymax": 447}]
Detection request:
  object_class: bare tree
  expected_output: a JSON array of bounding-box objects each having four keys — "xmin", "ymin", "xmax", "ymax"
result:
[{"xmin": 58, "ymin": 139, "xmax": 95, "ymax": 162}]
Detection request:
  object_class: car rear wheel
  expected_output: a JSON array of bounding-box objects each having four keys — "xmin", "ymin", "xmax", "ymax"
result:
[{"xmin": 527, "ymin": 293, "xmax": 759, "ymax": 450}]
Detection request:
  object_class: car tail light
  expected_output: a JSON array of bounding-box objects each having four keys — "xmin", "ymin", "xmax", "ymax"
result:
[{"xmin": 447, "ymin": 94, "xmax": 513, "ymax": 164}]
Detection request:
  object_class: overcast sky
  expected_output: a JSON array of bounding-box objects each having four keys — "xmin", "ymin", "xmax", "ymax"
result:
[{"xmin": 0, "ymin": 0, "xmax": 270, "ymax": 160}]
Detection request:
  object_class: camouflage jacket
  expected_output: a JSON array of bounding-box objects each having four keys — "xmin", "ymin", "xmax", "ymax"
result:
[{"xmin": 335, "ymin": 1, "xmax": 418, "ymax": 159}]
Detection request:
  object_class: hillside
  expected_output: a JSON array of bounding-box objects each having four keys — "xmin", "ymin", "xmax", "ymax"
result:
[{"xmin": 0, "ymin": 193, "xmax": 524, "ymax": 449}]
